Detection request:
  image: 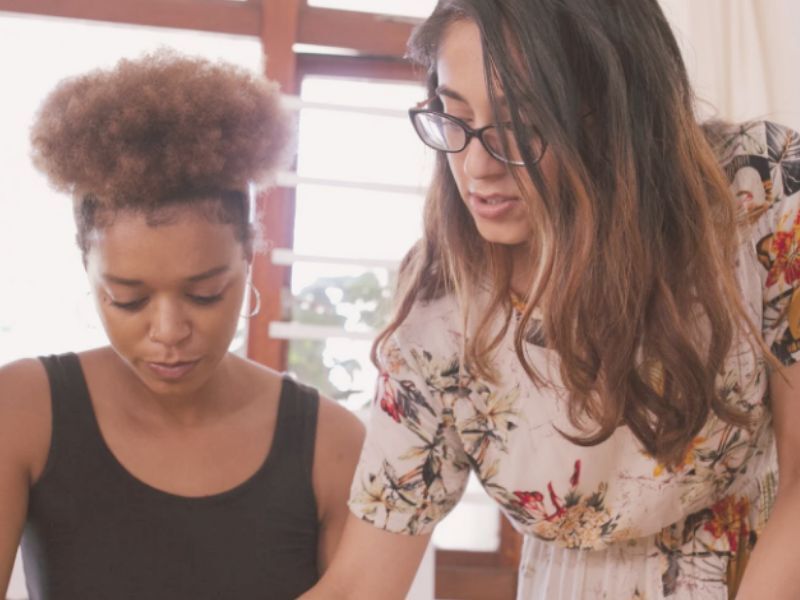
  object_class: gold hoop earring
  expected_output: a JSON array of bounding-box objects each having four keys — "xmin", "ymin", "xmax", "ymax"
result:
[{"xmin": 242, "ymin": 280, "xmax": 261, "ymax": 319}]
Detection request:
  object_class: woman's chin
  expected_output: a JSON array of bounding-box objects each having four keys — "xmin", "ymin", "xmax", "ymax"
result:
[{"xmin": 474, "ymin": 224, "xmax": 532, "ymax": 246}]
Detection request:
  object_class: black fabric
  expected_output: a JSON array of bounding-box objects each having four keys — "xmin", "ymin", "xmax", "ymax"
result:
[{"xmin": 22, "ymin": 353, "xmax": 320, "ymax": 600}]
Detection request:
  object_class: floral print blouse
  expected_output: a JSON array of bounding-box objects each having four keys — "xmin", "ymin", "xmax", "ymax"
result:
[{"xmin": 348, "ymin": 121, "xmax": 800, "ymax": 599}]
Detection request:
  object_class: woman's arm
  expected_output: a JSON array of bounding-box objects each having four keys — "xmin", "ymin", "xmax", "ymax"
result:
[
  {"xmin": 300, "ymin": 513, "xmax": 431, "ymax": 600},
  {"xmin": 0, "ymin": 359, "xmax": 50, "ymax": 596},
  {"xmin": 0, "ymin": 471, "xmax": 27, "ymax": 599},
  {"xmin": 307, "ymin": 317, "xmax": 468, "ymax": 598},
  {"xmin": 735, "ymin": 362, "xmax": 800, "ymax": 598},
  {"xmin": 312, "ymin": 396, "xmax": 366, "ymax": 572}
]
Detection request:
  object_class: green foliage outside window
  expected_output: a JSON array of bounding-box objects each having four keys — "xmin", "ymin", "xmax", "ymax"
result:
[{"xmin": 287, "ymin": 270, "xmax": 395, "ymax": 402}]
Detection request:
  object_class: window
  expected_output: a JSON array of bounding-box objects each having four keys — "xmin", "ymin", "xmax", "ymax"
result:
[{"xmin": 283, "ymin": 76, "xmax": 427, "ymax": 410}]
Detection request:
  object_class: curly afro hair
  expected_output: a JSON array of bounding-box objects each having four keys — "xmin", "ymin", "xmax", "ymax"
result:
[{"xmin": 30, "ymin": 48, "xmax": 293, "ymax": 254}]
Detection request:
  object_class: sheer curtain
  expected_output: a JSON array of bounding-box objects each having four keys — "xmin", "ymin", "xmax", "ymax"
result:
[{"xmin": 660, "ymin": 0, "xmax": 800, "ymax": 130}]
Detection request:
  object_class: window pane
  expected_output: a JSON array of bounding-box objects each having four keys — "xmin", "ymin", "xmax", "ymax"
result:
[
  {"xmin": 289, "ymin": 77, "xmax": 427, "ymax": 397},
  {"xmin": 287, "ymin": 262, "xmax": 393, "ymax": 410},
  {"xmin": 293, "ymin": 185, "xmax": 424, "ymax": 261},
  {"xmin": 296, "ymin": 78, "xmax": 432, "ymax": 188},
  {"xmin": 288, "ymin": 76, "xmax": 426, "ymax": 411},
  {"xmin": 302, "ymin": 76, "xmax": 425, "ymax": 109}
]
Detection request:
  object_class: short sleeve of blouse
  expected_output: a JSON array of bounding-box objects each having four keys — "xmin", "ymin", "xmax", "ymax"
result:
[
  {"xmin": 347, "ymin": 310, "xmax": 471, "ymax": 535},
  {"xmin": 729, "ymin": 121, "xmax": 800, "ymax": 365}
]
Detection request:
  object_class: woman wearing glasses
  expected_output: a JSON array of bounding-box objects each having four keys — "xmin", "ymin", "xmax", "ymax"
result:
[
  {"xmin": 303, "ymin": 0, "xmax": 800, "ymax": 598},
  {"xmin": 0, "ymin": 51, "xmax": 364, "ymax": 600}
]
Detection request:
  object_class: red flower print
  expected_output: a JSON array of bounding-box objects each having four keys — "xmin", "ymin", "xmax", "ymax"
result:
[
  {"xmin": 570, "ymin": 460, "xmax": 581, "ymax": 487},
  {"xmin": 703, "ymin": 496, "xmax": 750, "ymax": 553},
  {"xmin": 547, "ymin": 482, "xmax": 565, "ymax": 520},
  {"xmin": 378, "ymin": 373, "xmax": 403, "ymax": 423},
  {"xmin": 512, "ymin": 460, "xmax": 580, "ymax": 522},
  {"xmin": 513, "ymin": 490, "xmax": 544, "ymax": 510},
  {"xmin": 766, "ymin": 210, "xmax": 800, "ymax": 287}
]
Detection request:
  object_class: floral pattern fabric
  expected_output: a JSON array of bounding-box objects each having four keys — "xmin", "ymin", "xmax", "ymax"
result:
[{"xmin": 349, "ymin": 121, "xmax": 800, "ymax": 598}]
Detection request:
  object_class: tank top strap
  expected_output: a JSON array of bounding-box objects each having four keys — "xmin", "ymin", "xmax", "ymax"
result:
[
  {"xmin": 39, "ymin": 352, "xmax": 105, "ymax": 481},
  {"xmin": 38, "ymin": 353, "xmax": 98, "ymax": 441},
  {"xmin": 270, "ymin": 375, "xmax": 320, "ymax": 483}
]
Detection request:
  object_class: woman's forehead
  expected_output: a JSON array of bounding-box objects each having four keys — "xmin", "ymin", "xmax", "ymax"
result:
[
  {"xmin": 87, "ymin": 209, "xmax": 243, "ymax": 280},
  {"xmin": 436, "ymin": 20, "xmax": 490, "ymax": 104}
]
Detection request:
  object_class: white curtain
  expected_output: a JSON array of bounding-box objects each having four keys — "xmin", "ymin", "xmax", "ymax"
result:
[{"xmin": 660, "ymin": 0, "xmax": 800, "ymax": 131}]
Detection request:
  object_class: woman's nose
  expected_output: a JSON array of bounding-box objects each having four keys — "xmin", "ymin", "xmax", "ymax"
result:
[
  {"xmin": 462, "ymin": 135, "xmax": 507, "ymax": 180},
  {"xmin": 148, "ymin": 299, "xmax": 191, "ymax": 346}
]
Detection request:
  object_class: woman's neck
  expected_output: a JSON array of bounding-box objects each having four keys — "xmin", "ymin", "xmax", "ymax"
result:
[
  {"xmin": 111, "ymin": 350, "xmax": 249, "ymax": 428},
  {"xmin": 509, "ymin": 242, "xmax": 534, "ymax": 300}
]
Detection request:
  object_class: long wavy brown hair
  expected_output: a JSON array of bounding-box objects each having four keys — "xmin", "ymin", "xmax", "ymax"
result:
[{"xmin": 375, "ymin": 0, "xmax": 763, "ymax": 467}]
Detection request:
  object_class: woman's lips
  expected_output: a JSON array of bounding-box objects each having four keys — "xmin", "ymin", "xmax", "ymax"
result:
[
  {"xmin": 145, "ymin": 360, "xmax": 199, "ymax": 380},
  {"xmin": 468, "ymin": 193, "xmax": 520, "ymax": 220}
]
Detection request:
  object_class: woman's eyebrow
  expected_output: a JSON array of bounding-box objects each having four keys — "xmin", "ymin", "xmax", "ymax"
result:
[
  {"xmin": 435, "ymin": 85, "xmax": 508, "ymax": 107},
  {"xmin": 102, "ymin": 274, "xmax": 144, "ymax": 287},
  {"xmin": 101, "ymin": 265, "xmax": 229, "ymax": 286},
  {"xmin": 187, "ymin": 265, "xmax": 230, "ymax": 282},
  {"xmin": 434, "ymin": 85, "xmax": 466, "ymax": 102}
]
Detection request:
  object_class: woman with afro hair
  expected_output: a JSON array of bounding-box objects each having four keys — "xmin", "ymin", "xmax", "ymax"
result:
[{"xmin": 0, "ymin": 50, "xmax": 364, "ymax": 600}]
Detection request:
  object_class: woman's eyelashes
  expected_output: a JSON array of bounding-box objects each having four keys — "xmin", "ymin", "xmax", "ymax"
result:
[
  {"xmin": 109, "ymin": 297, "xmax": 148, "ymax": 311},
  {"xmin": 186, "ymin": 293, "xmax": 224, "ymax": 306},
  {"xmin": 107, "ymin": 292, "xmax": 225, "ymax": 312}
]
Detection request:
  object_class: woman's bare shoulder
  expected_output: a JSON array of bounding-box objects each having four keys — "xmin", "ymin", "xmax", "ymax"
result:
[
  {"xmin": 227, "ymin": 353, "xmax": 286, "ymax": 400},
  {"xmin": 315, "ymin": 395, "xmax": 366, "ymax": 450},
  {"xmin": 224, "ymin": 354, "xmax": 365, "ymax": 455},
  {"xmin": 0, "ymin": 357, "xmax": 50, "ymax": 417},
  {"xmin": 312, "ymin": 395, "xmax": 366, "ymax": 505},
  {"xmin": 0, "ymin": 357, "xmax": 52, "ymax": 480}
]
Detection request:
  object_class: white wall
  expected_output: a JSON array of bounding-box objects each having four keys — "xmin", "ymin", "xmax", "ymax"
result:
[{"xmin": 660, "ymin": 0, "xmax": 800, "ymax": 131}]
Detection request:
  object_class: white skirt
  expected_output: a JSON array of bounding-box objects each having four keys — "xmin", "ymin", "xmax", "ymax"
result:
[{"xmin": 517, "ymin": 533, "xmax": 731, "ymax": 600}]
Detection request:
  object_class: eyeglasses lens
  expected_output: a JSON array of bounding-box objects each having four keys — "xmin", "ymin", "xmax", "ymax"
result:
[
  {"xmin": 482, "ymin": 125, "xmax": 523, "ymax": 163},
  {"xmin": 415, "ymin": 113, "xmax": 466, "ymax": 152}
]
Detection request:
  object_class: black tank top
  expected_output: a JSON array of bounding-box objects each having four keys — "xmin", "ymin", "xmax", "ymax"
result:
[{"xmin": 22, "ymin": 353, "xmax": 320, "ymax": 600}]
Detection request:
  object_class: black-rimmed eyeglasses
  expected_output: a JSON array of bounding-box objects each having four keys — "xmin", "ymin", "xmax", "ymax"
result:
[{"xmin": 408, "ymin": 98, "xmax": 547, "ymax": 167}]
